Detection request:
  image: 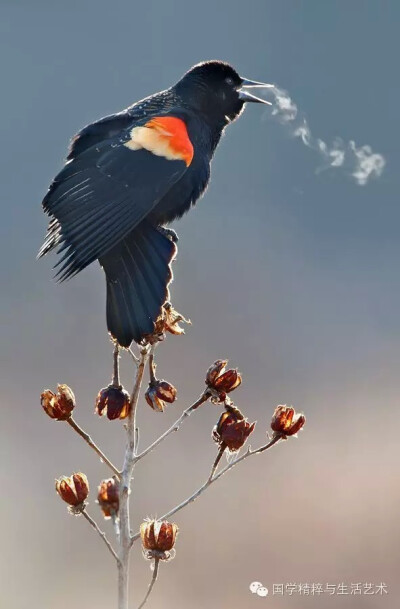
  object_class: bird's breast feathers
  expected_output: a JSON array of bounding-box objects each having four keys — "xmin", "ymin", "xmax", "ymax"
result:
[{"xmin": 124, "ymin": 116, "xmax": 194, "ymax": 167}]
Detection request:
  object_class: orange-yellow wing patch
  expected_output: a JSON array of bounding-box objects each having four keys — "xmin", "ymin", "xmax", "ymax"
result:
[{"xmin": 124, "ymin": 116, "xmax": 194, "ymax": 167}]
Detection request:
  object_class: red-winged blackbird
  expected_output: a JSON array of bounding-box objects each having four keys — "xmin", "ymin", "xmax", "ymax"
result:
[{"xmin": 39, "ymin": 60, "xmax": 272, "ymax": 347}]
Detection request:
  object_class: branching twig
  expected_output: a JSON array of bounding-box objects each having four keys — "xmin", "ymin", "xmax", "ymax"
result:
[
  {"xmin": 82, "ymin": 509, "xmax": 119, "ymax": 563},
  {"xmin": 118, "ymin": 346, "xmax": 149, "ymax": 609},
  {"xmin": 130, "ymin": 434, "xmax": 283, "ymax": 544},
  {"xmin": 67, "ymin": 417, "xmax": 121, "ymax": 479},
  {"xmin": 133, "ymin": 392, "xmax": 210, "ymax": 464},
  {"xmin": 137, "ymin": 559, "xmax": 160, "ymax": 609}
]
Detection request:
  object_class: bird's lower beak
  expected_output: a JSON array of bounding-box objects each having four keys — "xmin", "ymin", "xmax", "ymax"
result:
[{"xmin": 239, "ymin": 78, "xmax": 274, "ymax": 105}]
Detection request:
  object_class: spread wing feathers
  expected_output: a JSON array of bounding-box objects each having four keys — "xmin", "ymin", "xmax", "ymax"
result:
[
  {"xmin": 100, "ymin": 222, "xmax": 177, "ymax": 346},
  {"xmin": 38, "ymin": 217, "xmax": 61, "ymax": 257},
  {"xmin": 67, "ymin": 112, "xmax": 133, "ymax": 161},
  {"xmin": 40, "ymin": 136, "xmax": 187, "ymax": 281}
]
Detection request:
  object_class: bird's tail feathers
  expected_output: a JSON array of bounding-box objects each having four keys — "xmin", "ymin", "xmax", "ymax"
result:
[{"xmin": 100, "ymin": 222, "xmax": 177, "ymax": 347}]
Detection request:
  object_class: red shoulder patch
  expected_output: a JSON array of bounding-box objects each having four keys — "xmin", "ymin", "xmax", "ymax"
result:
[{"xmin": 145, "ymin": 117, "xmax": 194, "ymax": 167}]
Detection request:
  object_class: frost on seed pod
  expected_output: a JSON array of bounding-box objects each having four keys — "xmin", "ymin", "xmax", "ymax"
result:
[
  {"xmin": 145, "ymin": 380, "xmax": 177, "ymax": 412},
  {"xmin": 271, "ymin": 405, "xmax": 306, "ymax": 438},
  {"xmin": 41, "ymin": 384, "xmax": 75, "ymax": 420},
  {"xmin": 97, "ymin": 477, "xmax": 119, "ymax": 519},
  {"xmin": 206, "ymin": 360, "xmax": 242, "ymax": 399},
  {"xmin": 55, "ymin": 473, "xmax": 89, "ymax": 513},
  {"xmin": 95, "ymin": 385, "xmax": 130, "ymax": 420},
  {"xmin": 213, "ymin": 409, "xmax": 256, "ymax": 452},
  {"xmin": 140, "ymin": 519, "xmax": 178, "ymax": 561}
]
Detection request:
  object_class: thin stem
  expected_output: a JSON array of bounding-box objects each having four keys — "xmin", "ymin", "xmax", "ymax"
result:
[
  {"xmin": 128, "ymin": 347, "xmax": 139, "ymax": 367},
  {"xmin": 149, "ymin": 348, "xmax": 157, "ymax": 385},
  {"xmin": 118, "ymin": 347, "xmax": 149, "ymax": 609},
  {"xmin": 208, "ymin": 444, "xmax": 226, "ymax": 482},
  {"xmin": 82, "ymin": 509, "xmax": 119, "ymax": 563},
  {"xmin": 213, "ymin": 434, "xmax": 283, "ymax": 479},
  {"xmin": 135, "ymin": 426, "xmax": 140, "ymax": 454},
  {"xmin": 137, "ymin": 559, "xmax": 160, "ymax": 609},
  {"xmin": 130, "ymin": 434, "xmax": 283, "ymax": 545},
  {"xmin": 112, "ymin": 343, "xmax": 120, "ymax": 386},
  {"xmin": 133, "ymin": 392, "xmax": 210, "ymax": 464},
  {"xmin": 112, "ymin": 513, "xmax": 121, "ymax": 543},
  {"xmin": 164, "ymin": 434, "xmax": 283, "ymax": 520},
  {"xmin": 67, "ymin": 417, "xmax": 121, "ymax": 479},
  {"xmin": 129, "ymin": 348, "xmax": 148, "ymax": 457}
]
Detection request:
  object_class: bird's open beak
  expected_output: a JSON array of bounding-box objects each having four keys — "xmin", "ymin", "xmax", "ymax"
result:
[{"xmin": 239, "ymin": 78, "xmax": 274, "ymax": 105}]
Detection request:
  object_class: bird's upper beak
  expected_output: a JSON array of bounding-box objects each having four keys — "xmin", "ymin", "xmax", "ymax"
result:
[{"xmin": 238, "ymin": 78, "xmax": 274, "ymax": 105}]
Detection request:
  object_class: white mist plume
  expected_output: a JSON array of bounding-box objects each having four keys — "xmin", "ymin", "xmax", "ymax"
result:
[{"xmin": 268, "ymin": 86, "xmax": 385, "ymax": 186}]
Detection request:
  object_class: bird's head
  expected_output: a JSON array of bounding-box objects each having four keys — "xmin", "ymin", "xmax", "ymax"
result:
[{"xmin": 174, "ymin": 60, "xmax": 273, "ymax": 125}]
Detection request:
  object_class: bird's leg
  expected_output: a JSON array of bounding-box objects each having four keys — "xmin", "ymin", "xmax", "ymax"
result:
[{"xmin": 157, "ymin": 226, "xmax": 179, "ymax": 243}]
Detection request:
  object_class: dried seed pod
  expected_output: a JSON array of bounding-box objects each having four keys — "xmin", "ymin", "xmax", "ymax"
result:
[
  {"xmin": 145, "ymin": 380, "xmax": 177, "ymax": 412},
  {"xmin": 206, "ymin": 360, "xmax": 242, "ymax": 397},
  {"xmin": 140, "ymin": 519, "xmax": 178, "ymax": 561},
  {"xmin": 206, "ymin": 360, "xmax": 227, "ymax": 386},
  {"xmin": 55, "ymin": 473, "xmax": 89, "ymax": 509},
  {"xmin": 95, "ymin": 385, "xmax": 130, "ymax": 420},
  {"xmin": 271, "ymin": 405, "xmax": 306, "ymax": 437},
  {"xmin": 213, "ymin": 409, "xmax": 255, "ymax": 452},
  {"xmin": 97, "ymin": 477, "xmax": 119, "ymax": 519},
  {"xmin": 41, "ymin": 384, "xmax": 75, "ymax": 420},
  {"xmin": 146, "ymin": 303, "xmax": 190, "ymax": 343}
]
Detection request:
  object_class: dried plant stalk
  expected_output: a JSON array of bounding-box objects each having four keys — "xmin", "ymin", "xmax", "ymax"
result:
[
  {"xmin": 118, "ymin": 347, "xmax": 149, "ymax": 609},
  {"xmin": 46, "ymin": 336, "xmax": 305, "ymax": 609}
]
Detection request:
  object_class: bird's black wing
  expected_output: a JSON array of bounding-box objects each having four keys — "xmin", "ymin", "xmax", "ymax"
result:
[
  {"xmin": 40, "ymin": 129, "xmax": 188, "ymax": 281},
  {"xmin": 66, "ymin": 112, "xmax": 133, "ymax": 160}
]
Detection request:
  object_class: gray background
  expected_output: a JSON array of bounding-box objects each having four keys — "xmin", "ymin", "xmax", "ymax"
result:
[{"xmin": 1, "ymin": 1, "xmax": 399, "ymax": 608}]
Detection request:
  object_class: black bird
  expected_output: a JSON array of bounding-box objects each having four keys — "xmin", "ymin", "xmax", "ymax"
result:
[{"xmin": 39, "ymin": 60, "xmax": 272, "ymax": 347}]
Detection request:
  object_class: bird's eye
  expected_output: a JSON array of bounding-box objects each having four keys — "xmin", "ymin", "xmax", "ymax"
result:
[{"xmin": 225, "ymin": 77, "xmax": 234, "ymax": 86}]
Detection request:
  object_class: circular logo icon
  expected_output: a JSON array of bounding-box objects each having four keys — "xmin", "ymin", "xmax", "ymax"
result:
[{"xmin": 250, "ymin": 582, "xmax": 263, "ymax": 594}]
